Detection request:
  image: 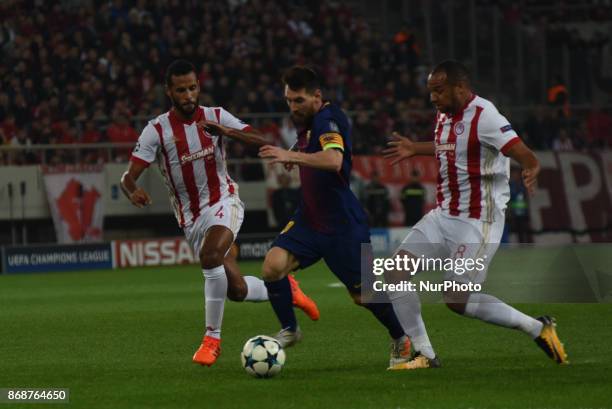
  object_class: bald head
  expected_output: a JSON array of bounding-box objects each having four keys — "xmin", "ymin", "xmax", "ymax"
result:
[{"xmin": 427, "ymin": 60, "xmax": 473, "ymax": 115}]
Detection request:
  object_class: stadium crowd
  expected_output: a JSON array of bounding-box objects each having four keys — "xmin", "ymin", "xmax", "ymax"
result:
[{"xmin": 0, "ymin": 0, "xmax": 611, "ymax": 167}]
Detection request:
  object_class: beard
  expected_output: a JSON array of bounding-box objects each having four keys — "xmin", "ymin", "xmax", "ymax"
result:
[
  {"xmin": 171, "ymin": 95, "xmax": 198, "ymax": 117},
  {"xmin": 290, "ymin": 111, "xmax": 313, "ymax": 128}
]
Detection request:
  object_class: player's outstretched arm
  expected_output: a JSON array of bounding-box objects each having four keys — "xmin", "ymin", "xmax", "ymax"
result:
[
  {"xmin": 259, "ymin": 145, "xmax": 342, "ymax": 172},
  {"xmin": 383, "ymin": 132, "xmax": 435, "ymax": 164},
  {"xmin": 505, "ymin": 140, "xmax": 540, "ymax": 195},
  {"xmin": 120, "ymin": 160, "xmax": 152, "ymax": 208},
  {"xmin": 198, "ymin": 120, "xmax": 270, "ymax": 147}
]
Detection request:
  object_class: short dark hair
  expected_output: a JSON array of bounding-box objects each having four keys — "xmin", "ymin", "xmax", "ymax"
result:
[
  {"xmin": 432, "ymin": 60, "xmax": 471, "ymax": 86},
  {"xmin": 282, "ymin": 65, "xmax": 321, "ymax": 94},
  {"xmin": 165, "ymin": 59, "xmax": 196, "ymax": 87}
]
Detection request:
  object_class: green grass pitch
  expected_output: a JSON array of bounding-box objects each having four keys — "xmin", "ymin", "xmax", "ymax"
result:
[{"xmin": 1, "ymin": 255, "xmax": 611, "ymax": 409}]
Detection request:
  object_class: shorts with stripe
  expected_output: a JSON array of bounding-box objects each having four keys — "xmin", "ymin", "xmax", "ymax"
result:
[
  {"xmin": 184, "ymin": 195, "xmax": 244, "ymax": 256},
  {"xmin": 398, "ymin": 207, "xmax": 504, "ymax": 284}
]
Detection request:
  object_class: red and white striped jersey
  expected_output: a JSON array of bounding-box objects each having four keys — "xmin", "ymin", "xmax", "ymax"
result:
[
  {"xmin": 434, "ymin": 94, "xmax": 521, "ymax": 222},
  {"xmin": 130, "ymin": 106, "xmax": 251, "ymax": 228}
]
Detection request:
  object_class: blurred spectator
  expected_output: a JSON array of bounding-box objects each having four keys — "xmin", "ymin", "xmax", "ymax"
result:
[
  {"xmin": 1, "ymin": 115, "xmax": 17, "ymax": 143},
  {"xmin": 400, "ymin": 170, "xmax": 425, "ymax": 226},
  {"xmin": 82, "ymin": 120, "xmax": 103, "ymax": 144},
  {"xmin": 107, "ymin": 113, "xmax": 138, "ymax": 162},
  {"xmin": 523, "ymin": 106, "xmax": 560, "ymax": 149},
  {"xmin": 2, "ymin": 0, "xmax": 610, "ymax": 168},
  {"xmin": 352, "ymin": 111, "xmax": 377, "ymax": 154},
  {"xmin": 508, "ymin": 167, "xmax": 530, "ymax": 243},
  {"xmin": 82, "ymin": 120, "xmax": 105, "ymax": 164},
  {"xmin": 272, "ymin": 173, "xmax": 299, "ymax": 227},
  {"xmin": 107, "ymin": 114, "xmax": 138, "ymax": 144},
  {"xmin": 586, "ymin": 105, "xmax": 612, "ymax": 148},
  {"xmin": 547, "ymin": 75, "xmax": 570, "ymax": 118},
  {"xmin": 364, "ymin": 171, "xmax": 390, "ymax": 227},
  {"xmin": 552, "ymin": 129, "xmax": 574, "ymax": 151}
]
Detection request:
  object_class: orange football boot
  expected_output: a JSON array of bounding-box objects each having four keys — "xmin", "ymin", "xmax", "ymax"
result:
[
  {"xmin": 288, "ymin": 274, "xmax": 320, "ymax": 321},
  {"xmin": 192, "ymin": 336, "xmax": 221, "ymax": 366}
]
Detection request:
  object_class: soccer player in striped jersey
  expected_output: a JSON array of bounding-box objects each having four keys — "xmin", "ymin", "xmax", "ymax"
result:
[
  {"xmin": 383, "ymin": 60, "xmax": 568, "ymax": 369},
  {"xmin": 120, "ymin": 60, "xmax": 318, "ymax": 367}
]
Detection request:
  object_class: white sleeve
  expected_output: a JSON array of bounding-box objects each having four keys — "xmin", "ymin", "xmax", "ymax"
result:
[
  {"xmin": 477, "ymin": 108, "xmax": 521, "ymax": 156},
  {"xmin": 130, "ymin": 123, "xmax": 160, "ymax": 166},
  {"xmin": 217, "ymin": 107, "xmax": 252, "ymax": 131}
]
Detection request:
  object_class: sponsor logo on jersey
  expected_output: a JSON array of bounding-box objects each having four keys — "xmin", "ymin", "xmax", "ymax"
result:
[
  {"xmin": 180, "ymin": 145, "xmax": 215, "ymax": 165},
  {"xmin": 453, "ymin": 122, "xmax": 465, "ymax": 135},
  {"xmin": 500, "ymin": 124, "xmax": 513, "ymax": 133},
  {"xmin": 436, "ymin": 143, "xmax": 456, "ymax": 152}
]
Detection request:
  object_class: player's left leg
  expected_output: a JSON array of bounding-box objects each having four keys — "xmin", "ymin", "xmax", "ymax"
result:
[
  {"xmin": 262, "ymin": 218, "xmax": 322, "ymax": 347},
  {"xmin": 223, "ymin": 244, "xmax": 268, "ymax": 302},
  {"xmin": 441, "ymin": 217, "xmax": 568, "ymax": 364},
  {"xmin": 262, "ymin": 246, "xmax": 304, "ymax": 346},
  {"xmin": 347, "ymin": 291, "xmax": 412, "ymax": 367},
  {"xmin": 323, "ymin": 228, "xmax": 410, "ymax": 367}
]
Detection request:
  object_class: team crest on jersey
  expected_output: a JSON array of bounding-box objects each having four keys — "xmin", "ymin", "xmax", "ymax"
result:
[
  {"xmin": 180, "ymin": 145, "xmax": 215, "ymax": 165},
  {"xmin": 453, "ymin": 122, "xmax": 465, "ymax": 135}
]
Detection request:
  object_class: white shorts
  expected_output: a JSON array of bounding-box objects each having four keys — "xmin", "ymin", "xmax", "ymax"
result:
[
  {"xmin": 398, "ymin": 208, "xmax": 504, "ymax": 284},
  {"xmin": 184, "ymin": 196, "xmax": 245, "ymax": 255}
]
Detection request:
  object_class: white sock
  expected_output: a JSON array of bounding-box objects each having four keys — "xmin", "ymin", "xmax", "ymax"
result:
[
  {"xmin": 464, "ymin": 293, "xmax": 543, "ymax": 338},
  {"xmin": 389, "ymin": 290, "xmax": 436, "ymax": 359},
  {"xmin": 203, "ymin": 265, "xmax": 227, "ymax": 339},
  {"xmin": 243, "ymin": 276, "xmax": 269, "ymax": 302}
]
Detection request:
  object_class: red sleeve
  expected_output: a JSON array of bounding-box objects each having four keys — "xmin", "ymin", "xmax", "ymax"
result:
[
  {"xmin": 130, "ymin": 155, "xmax": 151, "ymax": 167},
  {"xmin": 501, "ymin": 136, "xmax": 521, "ymax": 156}
]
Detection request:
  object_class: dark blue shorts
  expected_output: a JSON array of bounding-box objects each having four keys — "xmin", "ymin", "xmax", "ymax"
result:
[{"xmin": 272, "ymin": 215, "xmax": 370, "ymax": 293}]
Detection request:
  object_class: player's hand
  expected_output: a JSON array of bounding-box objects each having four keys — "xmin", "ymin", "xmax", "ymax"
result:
[
  {"xmin": 382, "ymin": 132, "xmax": 416, "ymax": 165},
  {"xmin": 198, "ymin": 120, "xmax": 230, "ymax": 136},
  {"xmin": 522, "ymin": 165, "xmax": 540, "ymax": 195},
  {"xmin": 259, "ymin": 145, "xmax": 292, "ymax": 165},
  {"xmin": 129, "ymin": 187, "xmax": 152, "ymax": 208}
]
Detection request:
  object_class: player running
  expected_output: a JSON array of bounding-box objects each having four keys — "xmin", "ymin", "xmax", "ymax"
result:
[
  {"xmin": 120, "ymin": 60, "xmax": 318, "ymax": 367},
  {"xmin": 258, "ymin": 66, "xmax": 412, "ymax": 366},
  {"xmin": 383, "ymin": 60, "xmax": 568, "ymax": 369}
]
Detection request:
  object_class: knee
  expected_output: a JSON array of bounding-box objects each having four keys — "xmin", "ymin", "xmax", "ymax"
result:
[
  {"xmin": 443, "ymin": 290, "xmax": 469, "ymax": 315},
  {"xmin": 262, "ymin": 252, "xmax": 288, "ymax": 282},
  {"xmin": 262, "ymin": 260, "xmax": 284, "ymax": 282},
  {"xmin": 227, "ymin": 282, "xmax": 247, "ymax": 302},
  {"xmin": 200, "ymin": 247, "xmax": 225, "ymax": 269}
]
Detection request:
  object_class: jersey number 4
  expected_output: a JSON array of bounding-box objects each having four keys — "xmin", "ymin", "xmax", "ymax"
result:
[{"xmin": 215, "ymin": 206, "xmax": 224, "ymax": 219}]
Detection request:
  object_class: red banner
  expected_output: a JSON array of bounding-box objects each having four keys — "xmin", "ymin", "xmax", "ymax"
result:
[{"xmin": 42, "ymin": 166, "xmax": 105, "ymax": 243}]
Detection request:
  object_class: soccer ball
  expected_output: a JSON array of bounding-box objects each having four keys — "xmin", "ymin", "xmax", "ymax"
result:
[{"xmin": 240, "ymin": 335, "xmax": 286, "ymax": 378}]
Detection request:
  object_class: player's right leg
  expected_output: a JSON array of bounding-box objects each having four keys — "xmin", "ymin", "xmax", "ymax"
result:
[
  {"xmin": 385, "ymin": 211, "xmax": 445, "ymax": 369},
  {"xmin": 191, "ymin": 224, "xmax": 234, "ymax": 366}
]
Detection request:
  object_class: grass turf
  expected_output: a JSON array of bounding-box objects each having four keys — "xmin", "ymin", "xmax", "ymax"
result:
[{"xmin": 1, "ymin": 257, "xmax": 611, "ymax": 409}]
